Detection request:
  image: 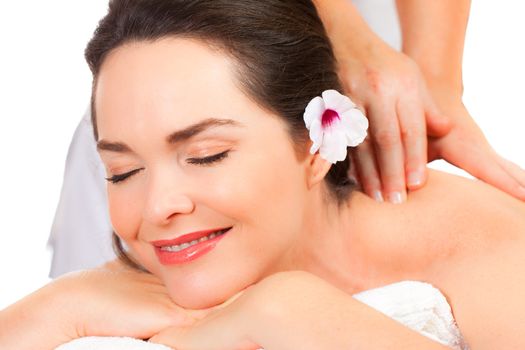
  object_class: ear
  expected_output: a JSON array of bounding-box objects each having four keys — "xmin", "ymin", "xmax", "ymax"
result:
[{"xmin": 305, "ymin": 152, "xmax": 332, "ymax": 189}]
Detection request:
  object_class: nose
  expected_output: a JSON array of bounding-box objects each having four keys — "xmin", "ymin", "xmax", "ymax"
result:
[{"xmin": 143, "ymin": 171, "xmax": 195, "ymax": 226}]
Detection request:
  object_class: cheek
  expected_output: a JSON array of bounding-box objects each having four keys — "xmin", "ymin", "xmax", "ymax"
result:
[
  {"xmin": 107, "ymin": 187, "xmax": 143, "ymax": 240},
  {"xmin": 201, "ymin": 147, "xmax": 306, "ymax": 239}
]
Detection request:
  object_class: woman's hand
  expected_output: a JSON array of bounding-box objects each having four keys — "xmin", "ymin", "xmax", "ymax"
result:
[
  {"xmin": 148, "ymin": 282, "xmax": 261, "ymax": 350},
  {"xmin": 1, "ymin": 259, "xmax": 204, "ymax": 350},
  {"xmin": 60, "ymin": 259, "xmax": 209, "ymax": 340},
  {"xmin": 148, "ymin": 271, "xmax": 449, "ymax": 350}
]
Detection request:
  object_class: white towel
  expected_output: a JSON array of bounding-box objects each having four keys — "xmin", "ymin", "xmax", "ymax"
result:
[
  {"xmin": 55, "ymin": 281, "xmax": 467, "ymax": 350},
  {"xmin": 353, "ymin": 281, "xmax": 468, "ymax": 349}
]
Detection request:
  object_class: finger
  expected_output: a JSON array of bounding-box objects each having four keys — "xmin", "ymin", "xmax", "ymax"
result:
[
  {"xmin": 368, "ymin": 103, "xmax": 406, "ymax": 203},
  {"xmin": 352, "ymin": 138, "xmax": 384, "ymax": 202},
  {"xmin": 426, "ymin": 110, "xmax": 452, "ymax": 138},
  {"xmin": 396, "ymin": 99, "xmax": 428, "ymax": 191},
  {"xmin": 445, "ymin": 147, "xmax": 525, "ymax": 201},
  {"xmin": 422, "ymin": 88, "xmax": 452, "ymax": 137},
  {"xmin": 149, "ymin": 320, "xmax": 259, "ymax": 350},
  {"xmin": 496, "ymin": 156, "xmax": 525, "ymax": 185},
  {"xmin": 426, "ymin": 137, "xmax": 441, "ymax": 162},
  {"xmin": 494, "ymin": 156, "xmax": 525, "ymax": 200}
]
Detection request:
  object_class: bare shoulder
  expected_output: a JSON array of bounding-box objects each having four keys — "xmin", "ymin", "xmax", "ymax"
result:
[
  {"xmin": 367, "ymin": 169, "xmax": 525, "ymax": 269},
  {"xmin": 429, "ymin": 233, "xmax": 525, "ymax": 348},
  {"xmin": 409, "ymin": 169, "xmax": 525, "ymax": 249},
  {"xmin": 418, "ymin": 170, "xmax": 525, "ymax": 348},
  {"xmin": 347, "ymin": 169, "xmax": 524, "ymax": 287}
]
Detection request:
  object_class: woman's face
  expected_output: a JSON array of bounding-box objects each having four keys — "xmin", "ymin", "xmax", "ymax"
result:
[{"xmin": 95, "ymin": 38, "xmax": 312, "ymax": 308}]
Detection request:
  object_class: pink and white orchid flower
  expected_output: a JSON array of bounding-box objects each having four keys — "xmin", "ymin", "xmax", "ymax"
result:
[{"xmin": 303, "ymin": 89, "xmax": 368, "ymax": 164}]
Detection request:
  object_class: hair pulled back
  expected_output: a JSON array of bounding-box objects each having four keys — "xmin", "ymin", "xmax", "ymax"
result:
[{"xmin": 85, "ymin": 0, "xmax": 356, "ymax": 269}]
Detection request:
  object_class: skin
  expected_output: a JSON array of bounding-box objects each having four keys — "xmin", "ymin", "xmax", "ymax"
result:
[
  {"xmin": 96, "ymin": 38, "xmax": 334, "ymax": 309},
  {"xmin": 315, "ymin": 0, "xmax": 525, "ymax": 203},
  {"xmin": 2, "ymin": 36, "xmax": 524, "ymax": 349},
  {"xmin": 94, "ymin": 38, "xmax": 525, "ymax": 348}
]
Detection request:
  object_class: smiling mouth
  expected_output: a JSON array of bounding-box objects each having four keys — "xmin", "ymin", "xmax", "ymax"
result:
[{"xmin": 159, "ymin": 227, "xmax": 231, "ymax": 252}]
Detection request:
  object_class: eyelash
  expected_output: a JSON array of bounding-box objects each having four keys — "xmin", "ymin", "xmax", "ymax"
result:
[
  {"xmin": 105, "ymin": 150, "xmax": 230, "ymax": 184},
  {"xmin": 105, "ymin": 168, "xmax": 144, "ymax": 184},
  {"xmin": 186, "ymin": 150, "xmax": 230, "ymax": 165}
]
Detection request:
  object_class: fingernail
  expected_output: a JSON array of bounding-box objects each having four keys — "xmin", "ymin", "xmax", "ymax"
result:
[
  {"xmin": 388, "ymin": 192, "xmax": 403, "ymax": 204},
  {"xmin": 373, "ymin": 190, "xmax": 384, "ymax": 203},
  {"xmin": 408, "ymin": 171, "xmax": 423, "ymax": 188}
]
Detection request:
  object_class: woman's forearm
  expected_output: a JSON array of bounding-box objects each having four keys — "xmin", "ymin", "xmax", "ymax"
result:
[
  {"xmin": 250, "ymin": 272, "xmax": 450, "ymax": 350},
  {"xmin": 0, "ymin": 282, "xmax": 76, "ymax": 350},
  {"xmin": 0, "ymin": 265, "xmax": 192, "ymax": 350},
  {"xmin": 396, "ymin": 0, "xmax": 471, "ymax": 96},
  {"xmin": 150, "ymin": 271, "xmax": 454, "ymax": 349}
]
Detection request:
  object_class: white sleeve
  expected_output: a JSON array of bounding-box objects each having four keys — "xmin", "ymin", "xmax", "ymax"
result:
[{"xmin": 47, "ymin": 107, "xmax": 115, "ymax": 278}]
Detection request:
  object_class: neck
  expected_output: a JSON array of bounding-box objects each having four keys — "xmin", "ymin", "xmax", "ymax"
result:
[{"xmin": 270, "ymin": 186, "xmax": 392, "ymax": 294}]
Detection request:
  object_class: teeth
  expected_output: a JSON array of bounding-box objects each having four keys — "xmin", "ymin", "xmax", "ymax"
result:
[{"xmin": 160, "ymin": 228, "xmax": 228, "ymax": 252}]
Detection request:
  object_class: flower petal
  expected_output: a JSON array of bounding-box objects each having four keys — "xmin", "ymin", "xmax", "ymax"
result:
[
  {"xmin": 303, "ymin": 96, "xmax": 325, "ymax": 129},
  {"xmin": 319, "ymin": 128, "xmax": 348, "ymax": 164},
  {"xmin": 322, "ymin": 89, "xmax": 356, "ymax": 113},
  {"xmin": 309, "ymin": 118, "xmax": 323, "ymax": 154},
  {"xmin": 340, "ymin": 108, "xmax": 369, "ymax": 146}
]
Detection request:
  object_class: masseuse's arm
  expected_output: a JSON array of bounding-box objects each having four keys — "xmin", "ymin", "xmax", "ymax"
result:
[
  {"xmin": 397, "ymin": 0, "xmax": 525, "ymax": 200},
  {"xmin": 149, "ymin": 271, "xmax": 449, "ymax": 349},
  {"xmin": 314, "ymin": 0, "xmax": 525, "ymax": 202},
  {"xmin": 314, "ymin": 0, "xmax": 451, "ymax": 203}
]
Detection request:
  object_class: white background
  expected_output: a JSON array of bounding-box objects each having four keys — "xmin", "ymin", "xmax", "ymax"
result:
[{"xmin": 1, "ymin": 1, "xmax": 524, "ymax": 309}]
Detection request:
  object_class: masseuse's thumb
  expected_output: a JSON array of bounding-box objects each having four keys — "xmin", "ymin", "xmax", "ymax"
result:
[{"xmin": 425, "ymin": 107, "xmax": 452, "ymax": 138}]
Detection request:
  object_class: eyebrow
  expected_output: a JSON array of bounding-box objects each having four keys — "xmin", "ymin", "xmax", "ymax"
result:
[{"xmin": 97, "ymin": 118, "xmax": 243, "ymax": 153}]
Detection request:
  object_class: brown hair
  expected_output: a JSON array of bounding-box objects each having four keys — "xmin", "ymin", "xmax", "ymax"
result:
[{"xmin": 85, "ymin": 0, "xmax": 355, "ymax": 270}]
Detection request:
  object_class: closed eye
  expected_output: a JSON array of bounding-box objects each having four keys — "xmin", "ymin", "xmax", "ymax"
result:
[
  {"xmin": 105, "ymin": 168, "xmax": 144, "ymax": 184},
  {"xmin": 186, "ymin": 150, "xmax": 230, "ymax": 165}
]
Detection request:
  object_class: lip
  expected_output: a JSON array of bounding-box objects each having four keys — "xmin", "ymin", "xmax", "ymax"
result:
[
  {"xmin": 153, "ymin": 227, "xmax": 232, "ymax": 265},
  {"xmin": 152, "ymin": 227, "xmax": 230, "ymax": 247}
]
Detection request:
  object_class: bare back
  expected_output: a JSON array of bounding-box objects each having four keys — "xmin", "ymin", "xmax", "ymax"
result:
[{"xmin": 346, "ymin": 169, "xmax": 525, "ymax": 348}]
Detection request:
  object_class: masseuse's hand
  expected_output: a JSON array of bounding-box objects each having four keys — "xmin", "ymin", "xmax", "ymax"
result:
[
  {"xmin": 427, "ymin": 96, "xmax": 525, "ymax": 200},
  {"xmin": 335, "ymin": 37, "xmax": 525, "ymax": 202},
  {"xmin": 55, "ymin": 259, "xmax": 206, "ymax": 341},
  {"xmin": 335, "ymin": 38, "xmax": 451, "ymax": 203}
]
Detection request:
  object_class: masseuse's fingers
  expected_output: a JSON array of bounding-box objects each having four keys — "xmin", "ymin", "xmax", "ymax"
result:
[
  {"xmin": 427, "ymin": 100, "xmax": 525, "ymax": 202},
  {"xmin": 462, "ymin": 152, "xmax": 525, "ymax": 201},
  {"xmin": 496, "ymin": 156, "xmax": 525, "ymax": 186},
  {"xmin": 397, "ymin": 98, "xmax": 428, "ymax": 191},
  {"xmin": 487, "ymin": 154, "xmax": 525, "ymax": 200},
  {"xmin": 423, "ymin": 89, "xmax": 453, "ymax": 139},
  {"xmin": 435, "ymin": 136, "xmax": 525, "ymax": 201},
  {"xmin": 352, "ymin": 137, "xmax": 383, "ymax": 202},
  {"xmin": 367, "ymin": 102, "xmax": 406, "ymax": 203}
]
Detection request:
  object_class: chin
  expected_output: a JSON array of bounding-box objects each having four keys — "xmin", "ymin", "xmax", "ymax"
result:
[{"xmin": 163, "ymin": 272, "xmax": 245, "ymax": 309}]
